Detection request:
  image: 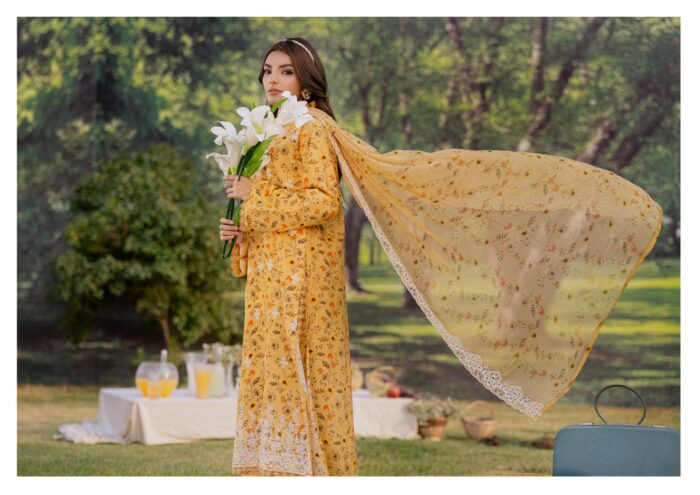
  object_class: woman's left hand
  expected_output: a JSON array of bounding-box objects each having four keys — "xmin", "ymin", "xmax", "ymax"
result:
[{"xmin": 224, "ymin": 175, "xmax": 252, "ymax": 200}]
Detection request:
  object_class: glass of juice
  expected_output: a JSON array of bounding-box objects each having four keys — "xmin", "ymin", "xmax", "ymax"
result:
[
  {"xmin": 136, "ymin": 377, "xmax": 150, "ymax": 397},
  {"xmin": 195, "ymin": 363, "xmax": 213, "ymax": 399},
  {"xmin": 159, "ymin": 378, "xmax": 178, "ymax": 398},
  {"xmin": 135, "ymin": 356, "xmax": 179, "ymax": 399},
  {"xmin": 147, "ymin": 376, "xmax": 161, "ymax": 399},
  {"xmin": 135, "ymin": 361, "xmax": 164, "ymax": 398}
]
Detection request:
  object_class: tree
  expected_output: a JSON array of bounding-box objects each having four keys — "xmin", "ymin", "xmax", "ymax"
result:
[
  {"xmin": 445, "ymin": 17, "xmax": 512, "ymax": 149},
  {"xmin": 18, "ymin": 17, "xmax": 251, "ymax": 311},
  {"xmin": 323, "ymin": 17, "xmax": 442, "ymax": 295},
  {"xmin": 18, "ymin": 17, "xmax": 679, "ymax": 333},
  {"xmin": 326, "ymin": 19, "xmax": 399, "ymax": 293},
  {"xmin": 517, "ymin": 17, "xmax": 607, "ymax": 151},
  {"xmin": 576, "ymin": 18, "xmax": 680, "ymax": 170},
  {"xmin": 52, "ymin": 143, "xmax": 243, "ymax": 351}
]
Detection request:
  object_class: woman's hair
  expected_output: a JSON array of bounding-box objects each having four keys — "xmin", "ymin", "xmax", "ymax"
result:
[
  {"xmin": 258, "ymin": 37, "xmax": 343, "ymax": 183},
  {"xmin": 258, "ymin": 37, "xmax": 336, "ymax": 121}
]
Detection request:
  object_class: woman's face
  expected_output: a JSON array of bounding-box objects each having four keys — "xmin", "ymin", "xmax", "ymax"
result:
[{"xmin": 263, "ymin": 50, "xmax": 302, "ymax": 106}]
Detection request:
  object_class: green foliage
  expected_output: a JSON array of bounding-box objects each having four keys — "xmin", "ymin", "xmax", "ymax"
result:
[
  {"xmin": 130, "ymin": 346, "xmax": 147, "ymax": 367},
  {"xmin": 18, "ymin": 17, "xmax": 253, "ymax": 308},
  {"xmin": 18, "ymin": 17, "xmax": 680, "ymax": 340},
  {"xmin": 52, "ymin": 143, "xmax": 243, "ymax": 348},
  {"xmin": 407, "ymin": 396, "xmax": 457, "ymax": 425}
]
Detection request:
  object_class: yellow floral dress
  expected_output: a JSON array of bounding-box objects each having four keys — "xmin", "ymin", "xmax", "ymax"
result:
[{"xmin": 229, "ymin": 107, "xmax": 358, "ymax": 476}]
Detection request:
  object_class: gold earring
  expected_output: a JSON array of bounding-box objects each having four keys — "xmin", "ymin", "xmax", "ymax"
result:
[{"xmin": 301, "ymin": 88, "xmax": 312, "ymax": 100}]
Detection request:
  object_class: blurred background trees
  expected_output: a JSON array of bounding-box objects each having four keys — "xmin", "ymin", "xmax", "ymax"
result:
[
  {"xmin": 52, "ymin": 144, "xmax": 241, "ymax": 355},
  {"xmin": 17, "ymin": 17, "xmax": 680, "ymax": 348}
]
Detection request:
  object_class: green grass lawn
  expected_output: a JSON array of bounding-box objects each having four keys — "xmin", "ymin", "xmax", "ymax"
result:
[
  {"xmin": 349, "ymin": 256, "xmax": 680, "ymax": 408},
  {"xmin": 16, "ymin": 384, "xmax": 680, "ymax": 476},
  {"xmin": 17, "ymin": 257, "xmax": 680, "ymax": 475}
]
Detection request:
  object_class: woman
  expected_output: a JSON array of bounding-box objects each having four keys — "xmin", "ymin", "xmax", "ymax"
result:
[
  {"xmin": 221, "ymin": 38, "xmax": 356, "ymax": 476},
  {"xmin": 221, "ymin": 36, "xmax": 663, "ymax": 474}
]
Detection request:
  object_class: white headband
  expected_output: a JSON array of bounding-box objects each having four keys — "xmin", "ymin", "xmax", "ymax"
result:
[{"xmin": 278, "ymin": 38, "xmax": 315, "ymax": 63}]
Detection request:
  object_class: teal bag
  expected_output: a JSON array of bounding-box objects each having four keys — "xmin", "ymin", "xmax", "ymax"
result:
[{"xmin": 552, "ymin": 384, "xmax": 680, "ymax": 476}]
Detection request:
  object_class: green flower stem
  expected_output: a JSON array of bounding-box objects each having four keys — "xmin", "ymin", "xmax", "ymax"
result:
[
  {"xmin": 221, "ymin": 197, "xmax": 235, "ymax": 259},
  {"xmin": 221, "ymin": 185, "xmax": 246, "ymax": 259},
  {"xmin": 219, "ymin": 99, "xmax": 286, "ymax": 259}
]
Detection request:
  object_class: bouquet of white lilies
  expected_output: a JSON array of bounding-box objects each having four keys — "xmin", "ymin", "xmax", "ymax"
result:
[{"xmin": 206, "ymin": 90, "xmax": 314, "ymax": 258}]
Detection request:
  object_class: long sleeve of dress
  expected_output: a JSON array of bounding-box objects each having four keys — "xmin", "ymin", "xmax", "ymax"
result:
[
  {"xmin": 230, "ymin": 240, "xmax": 248, "ymax": 278},
  {"xmin": 238, "ymin": 119, "xmax": 341, "ymax": 233}
]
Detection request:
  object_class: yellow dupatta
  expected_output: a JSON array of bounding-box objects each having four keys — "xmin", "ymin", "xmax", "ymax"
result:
[{"xmin": 307, "ymin": 106, "xmax": 663, "ymax": 420}]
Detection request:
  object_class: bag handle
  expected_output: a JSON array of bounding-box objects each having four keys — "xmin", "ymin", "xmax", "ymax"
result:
[
  {"xmin": 594, "ymin": 384, "xmax": 647, "ymax": 425},
  {"xmin": 461, "ymin": 400, "xmax": 495, "ymax": 419}
]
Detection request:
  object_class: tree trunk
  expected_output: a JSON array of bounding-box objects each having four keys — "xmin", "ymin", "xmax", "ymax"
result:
[
  {"xmin": 344, "ymin": 196, "xmax": 369, "ymax": 294},
  {"xmin": 577, "ymin": 116, "xmax": 619, "ymax": 164},
  {"xmin": 344, "ymin": 71, "xmax": 389, "ymax": 294},
  {"xmin": 403, "ymin": 286, "xmax": 419, "ymax": 309},
  {"xmin": 399, "ymin": 18, "xmax": 420, "ymax": 309},
  {"xmin": 438, "ymin": 77, "xmax": 460, "ymax": 148},
  {"xmin": 446, "ymin": 17, "xmax": 507, "ymax": 150},
  {"xmin": 611, "ymin": 109, "xmax": 668, "ymax": 170},
  {"xmin": 369, "ymin": 238, "xmax": 375, "ymax": 265},
  {"xmin": 518, "ymin": 17, "xmax": 607, "ymax": 151},
  {"xmin": 530, "ymin": 18, "xmax": 548, "ymax": 114},
  {"xmin": 159, "ymin": 312, "xmax": 171, "ymax": 350}
]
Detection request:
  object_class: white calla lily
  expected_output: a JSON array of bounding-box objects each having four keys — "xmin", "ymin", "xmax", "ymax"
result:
[
  {"xmin": 242, "ymin": 127, "xmax": 259, "ymax": 149},
  {"xmin": 210, "ymin": 121, "xmax": 238, "ymax": 146},
  {"xmin": 205, "ymin": 150, "xmax": 237, "ymax": 176},
  {"xmin": 237, "ymin": 104, "xmax": 279, "ymax": 143},
  {"xmin": 275, "ymin": 90, "xmax": 315, "ymax": 128},
  {"xmin": 264, "ymin": 122, "xmax": 286, "ymax": 140},
  {"xmin": 206, "ymin": 126, "xmax": 245, "ymax": 176},
  {"xmin": 223, "ymin": 134, "xmax": 244, "ymax": 163}
]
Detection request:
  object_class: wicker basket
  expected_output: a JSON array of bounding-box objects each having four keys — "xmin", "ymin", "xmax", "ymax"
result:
[
  {"xmin": 460, "ymin": 400, "xmax": 497, "ymax": 440},
  {"xmin": 364, "ymin": 365, "xmax": 398, "ymax": 397},
  {"xmin": 351, "ymin": 362, "xmax": 364, "ymax": 391}
]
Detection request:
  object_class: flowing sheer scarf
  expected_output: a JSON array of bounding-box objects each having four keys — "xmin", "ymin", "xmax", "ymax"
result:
[{"xmin": 308, "ymin": 107, "xmax": 663, "ymax": 419}]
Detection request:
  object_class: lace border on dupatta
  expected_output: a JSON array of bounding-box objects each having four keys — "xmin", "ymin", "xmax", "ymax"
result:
[{"xmin": 327, "ymin": 133, "xmax": 545, "ymax": 420}]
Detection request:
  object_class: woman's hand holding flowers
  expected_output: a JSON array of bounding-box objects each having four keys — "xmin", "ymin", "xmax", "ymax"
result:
[
  {"xmin": 207, "ymin": 91, "xmax": 313, "ymax": 258},
  {"xmin": 224, "ymin": 175, "xmax": 252, "ymax": 201},
  {"xmin": 219, "ymin": 217, "xmax": 247, "ymax": 244}
]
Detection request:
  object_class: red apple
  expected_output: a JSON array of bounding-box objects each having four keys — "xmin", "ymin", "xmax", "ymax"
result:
[{"xmin": 387, "ymin": 386, "xmax": 401, "ymax": 398}]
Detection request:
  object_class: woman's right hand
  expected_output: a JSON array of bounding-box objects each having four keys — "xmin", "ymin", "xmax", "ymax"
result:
[
  {"xmin": 220, "ymin": 218, "xmax": 247, "ymax": 244},
  {"xmin": 224, "ymin": 175, "xmax": 252, "ymax": 201}
]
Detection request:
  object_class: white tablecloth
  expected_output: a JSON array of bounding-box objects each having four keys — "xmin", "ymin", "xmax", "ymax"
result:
[
  {"xmin": 352, "ymin": 391, "xmax": 419, "ymax": 440},
  {"xmin": 55, "ymin": 388, "xmax": 418, "ymax": 445}
]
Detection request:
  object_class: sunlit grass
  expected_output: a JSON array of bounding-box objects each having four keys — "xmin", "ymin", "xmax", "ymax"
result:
[
  {"xmin": 17, "ymin": 384, "xmax": 679, "ymax": 476},
  {"xmin": 17, "ymin": 253, "xmax": 679, "ymax": 475},
  {"xmin": 348, "ymin": 257, "xmax": 679, "ymax": 407}
]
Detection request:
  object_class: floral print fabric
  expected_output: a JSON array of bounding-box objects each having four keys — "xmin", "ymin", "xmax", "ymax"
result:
[
  {"xmin": 307, "ymin": 108, "xmax": 663, "ymax": 420},
  {"xmin": 230, "ymin": 108, "xmax": 358, "ymax": 476}
]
